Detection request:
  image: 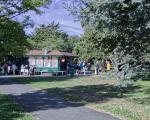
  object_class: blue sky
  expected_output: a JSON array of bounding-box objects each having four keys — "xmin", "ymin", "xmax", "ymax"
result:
[{"xmin": 24, "ymin": 0, "xmax": 84, "ymax": 36}]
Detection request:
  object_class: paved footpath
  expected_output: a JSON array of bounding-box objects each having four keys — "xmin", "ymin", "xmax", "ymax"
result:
[{"xmin": 0, "ymin": 78, "xmax": 120, "ymax": 120}]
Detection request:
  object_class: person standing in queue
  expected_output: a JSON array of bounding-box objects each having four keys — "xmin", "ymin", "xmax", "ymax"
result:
[
  {"xmin": 3, "ymin": 63, "xmax": 8, "ymax": 75},
  {"xmin": 106, "ymin": 60, "xmax": 111, "ymax": 80},
  {"xmin": 95, "ymin": 61, "xmax": 99, "ymax": 75},
  {"xmin": 12, "ymin": 63, "xmax": 17, "ymax": 75},
  {"xmin": 7, "ymin": 64, "xmax": 11, "ymax": 75}
]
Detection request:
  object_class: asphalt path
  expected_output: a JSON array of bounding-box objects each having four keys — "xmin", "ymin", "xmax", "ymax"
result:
[{"xmin": 0, "ymin": 78, "xmax": 121, "ymax": 120}]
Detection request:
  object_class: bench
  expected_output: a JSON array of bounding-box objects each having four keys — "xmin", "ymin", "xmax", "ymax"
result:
[
  {"xmin": 52, "ymin": 71, "xmax": 66, "ymax": 76},
  {"xmin": 40, "ymin": 70, "xmax": 50, "ymax": 75}
]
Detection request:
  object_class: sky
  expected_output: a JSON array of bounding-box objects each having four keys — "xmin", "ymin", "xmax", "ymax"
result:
[{"xmin": 24, "ymin": 0, "xmax": 84, "ymax": 36}]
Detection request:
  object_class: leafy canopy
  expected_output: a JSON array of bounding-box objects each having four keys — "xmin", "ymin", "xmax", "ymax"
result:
[
  {"xmin": 29, "ymin": 23, "xmax": 78, "ymax": 52},
  {"xmin": 0, "ymin": 0, "xmax": 52, "ymax": 59},
  {"xmin": 67, "ymin": 0, "xmax": 150, "ymax": 61},
  {"xmin": 66, "ymin": 0, "xmax": 150, "ymax": 83},
  {"xmin": 0, "ymin": 0, "xmax": 51, "ymax": 21},
  {"xmin": 0, "ymin": 19, "xmax": 28, "ymax": 58}
]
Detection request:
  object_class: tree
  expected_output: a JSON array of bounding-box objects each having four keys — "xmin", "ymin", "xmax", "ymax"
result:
[
  {"xmin": 0, "ymin": 19, "xmax": 29, "ymax": 59},
  {"xmin": 110, "ymin": 45, "xmax": 139, "ymax": 87},
  {"xmin": 73, "ymin": 27, "xmax": 118, "ymax": 60},
  {"xmin": 0, "ymin": 0, "xmax": 52, "ymax": 60},
  {"xmin": 68, "ymin": 0, "xmax": 150, "ymax": 57},
  {"xmin": 29, "ymin": 23, "xmax": 77, "ymax": 52},
  {"xmin": 67, "ymin": 36, "xmax": 80, "ymax": 53},
  {"xmin": 67, "ymin": 0, "xmax": 150, "ymax": 83},
  {"xmin": 0, "ymin": 0, "xmax": 51, "ymax": 21}
]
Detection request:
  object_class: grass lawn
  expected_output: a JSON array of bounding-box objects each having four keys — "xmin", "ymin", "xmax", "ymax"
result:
[
  {"xmin": 14, "ymin": 75, "xmax": 150, "ymax": 120},
  {"xmin": 0, "ymin": 93, "xmax": 34, "ymax": 120}
]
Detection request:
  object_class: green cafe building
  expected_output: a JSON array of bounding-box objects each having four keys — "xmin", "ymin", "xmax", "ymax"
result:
[{"xmin": 26, "ymin": 49, "xmax": 75, "ymax": 73}]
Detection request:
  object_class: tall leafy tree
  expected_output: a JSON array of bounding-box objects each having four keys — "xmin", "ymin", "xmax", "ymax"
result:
[
  {"xmin": 29, "ymin": 23, "xmax": 77, "ymax": 52},
  {"xmin": 73, "ymin": 27, "xmax": 117, "ymax": 60},
  {"xmin": 0, "ymin": 19, "xmax": 29, "ymax": 59},
  {"xmin": 67, "ymin": 0, "xmax": 150, "ymax": 83},
  {"xmin": 0, "ymin": 0, "xmax": 52, "ymax": 60},
  {"xmin": 67, "ymin": 0, "xmax": 150, "ymax": 59},
  {"xmin": 67, "ymin": 36, "xmax": 80, "ymax": 52}
]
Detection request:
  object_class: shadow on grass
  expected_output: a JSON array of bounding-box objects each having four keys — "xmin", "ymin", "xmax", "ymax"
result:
[
  {"xmin": 0, "ymin": 76, "xmax": 78, "ymax": 85},
  {"xmin": 15, "ymin": 77, "xmax": 75, "ymax": 84},
  {"xmin": 10, "ymin": 89, "xmax": 84, "ymax": 112},
  {"xmin": 145, "ymin": 88, "xmax": 150, "ymax": 94},
  {"xmin": 1, "ymin": 77, "xmax": 148, "ymax": 113},
  {"xmin": 132, "ymin": 88, "xmax": 150, "ymax": 105},
  {"xmin": 45, "ymin": 84, "xmax": 142, "ymax": 104},
  {"xmin": 7, "ymin": 84, "xmax": 142, "ymax": 113},
  {"xmin": 0, "ymin": 94, "xmax": 30, "ymax": 120},
  {"xmin": 133, "ymin": 71, "xmax": 150, "ymax": 81},
  {"xmin": 1, "ymin": 82, "xmax": 145, "ymax": 113},
  {"xmin": 12, "ymin": 75, "xmax": 95, "ymax": 85},
  {"xmin": 132, "ymin": 97, "xmax": 150, "ymax": 105}
]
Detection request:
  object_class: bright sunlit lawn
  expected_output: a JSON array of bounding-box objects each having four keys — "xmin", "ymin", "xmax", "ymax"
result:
[
  {"xmin": 0, "ymin": 93, "xmax": 34, "ymax": 120},
  {"xmin": 15, "ymin": 75, "xmax": 150, "ymax": 120}
]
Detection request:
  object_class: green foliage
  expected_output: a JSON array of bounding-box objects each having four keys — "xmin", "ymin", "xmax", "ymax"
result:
[
  {"xmin": 67, "ymin": 0, "xmax": 150, "ymax": 58},
  {"xmin": 67, "ymin": 0, "xmax": 150, "ymax": 84},
  {"xmin": 73, "ymin": 31, "xmax": 103, "ymax": 60},
  {"xmin": 0, "ymin": 0, "xmax": 51, "ymax": 21},
  {"xmin": 29, "ymin": 23, "xmax": 78, "ymax": 52},
  {"xmin": 73, "ymin": 27, "xmax": 117, "ymax": 60},
  {"xmin": 0, "ymin": 0, "xmax": 52, "ymax": 60},
  {"xmin": 68, "ymin": 35, "xmax": 80, "ymax": 52},
  {"xmin": 0, "ymin": 19, "xmax": 29, "ymax": 59},
  {"xmin": 110, "ymin": 45, "xmax": 139, "ymax": 87}
]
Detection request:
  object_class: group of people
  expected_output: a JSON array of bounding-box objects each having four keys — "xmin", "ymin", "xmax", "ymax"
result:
[
  {"xmin": 20, "ymin": 64, "xmax": 36, "ymax": 75},
  {"xmin": 67, "ymin": 60, "xmax": 92, "ymax": 75},
  {"xmin": 94, "ymin": 60, "xmax": 112, "ymax": 75},
  {"xmin": 0, "ymin": 59, "xmax": 112, "ymax": 76},
  {"xmin": 0, "ymin": 62, "xmax": 36, "ymax": 76},
  {"xmin": 0, "ymin": 63, "xmax": 17, "ymax": 75},
  {"xmin": 66, "ymin": 59, "xmax": 112, "ymax": 76},
  {"xmin": 75, "ymin": 61, "xmax": 86, "ymax": 75}
]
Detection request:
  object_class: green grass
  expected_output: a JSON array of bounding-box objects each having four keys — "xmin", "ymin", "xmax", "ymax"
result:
[
  {"xmin": 15, "ymin": 76, "xmax": 150, "ymax": 120},
  {"xmin": 0, "ymin": 93, "xmax": 34, "ymax": 120},
  {"xmin": 91, "ymin": 80, "xmax": 150, "ymax": 120}
]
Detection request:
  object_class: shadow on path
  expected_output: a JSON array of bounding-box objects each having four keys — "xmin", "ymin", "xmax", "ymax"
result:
[
  {"xmin": 10, "ymin": 90, "xmax": 84, "ymax": 112},
  {"xmin": 7, "ymin": 84, "xmax": 142, "ymax": 113},
  {"xmin": 0, "ymin": 78, "xmax": 129, "ymax": 120}
]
